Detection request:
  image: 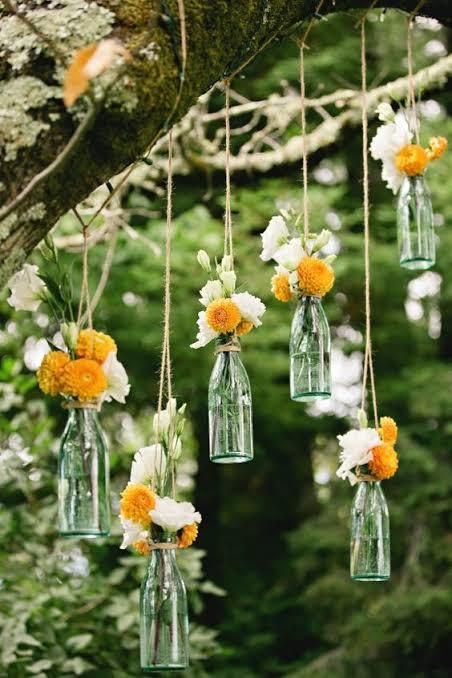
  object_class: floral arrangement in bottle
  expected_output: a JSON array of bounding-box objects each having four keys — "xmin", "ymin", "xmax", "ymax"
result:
[
  {"xmin": 190, "ymin": 250, "xmax": 265, "ymax": 463},
  {"xmin": 6, "ymin": 243, "xmax": 129, "ymax": 537},
  {"xmin": 6, "ymin": 246, "xmax": 130, "ymax": 407},
  {"xmin": 119, "ymin": 398, "xmax": 201, "ymax": 554},
  {"xmin": 370, "ymin": 103, "xmax": 447, "ymax": 195},
  {"xmin": 190, "ymin": 250, "xmax": 266, "ymax": 349},
  {"xmin": 337, "ymin": 409, "xmax": 399, "ymax": 582},
  {"xmin": 370, "ymin": 103, "xmax": 447, "ymax": 270},
  {"xmin": 260, "ymin": 212, "xmax": 336, "ymax": 402},
  {"xmin": 120, "ymin": 399, "xmax": 201, "ymax": 670}
]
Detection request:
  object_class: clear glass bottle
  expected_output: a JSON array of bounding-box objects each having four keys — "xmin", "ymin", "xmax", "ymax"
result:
[
  {"xmin": 397, "ymin": 174, "xmax": 435, "ymax": 270},
  {"xmin": 140, "ymin": 542, "xmax": 189, "ymax": 672},
  {"xmin": 290, "ymin": 296, "xmax": 331, "ymax": 402},
  {"xmin": 208, "ymin": 338, "xmax": 253, "ymax": 463},
  {"xmin": 350, "ymin": 481, "xmax": 390, "ymax": 581},
  {"xmin": 58, "ymin": 407, "xmax": 110, "ymax": 538}
]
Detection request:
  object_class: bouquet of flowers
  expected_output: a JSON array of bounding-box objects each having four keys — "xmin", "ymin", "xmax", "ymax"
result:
[
  {"xmin": 190, "ymin": 250, "xmax": 266, "ymax": 349},
  {"xmin": 370, "ymin": 102, "xmax": 447, "ymax": 195},
  {"xmin": 336, "ymin": 411, "xmax": 399, "ymax": 485},
  {"xmin": 119, "ymin": 398, "xmax": 201, "ymax": 554},
  {"xmin": 6, "ymin": 246, "xmax": 129, "ymax": 407},
  {"xmin": 260, "ymin": 211, "xmax": 336, "ymax": 302}
]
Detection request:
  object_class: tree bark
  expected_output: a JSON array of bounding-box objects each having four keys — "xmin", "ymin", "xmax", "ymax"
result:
[{"xmin": 0, "ymin": 0, "xmax": 450, "ymax": 283}]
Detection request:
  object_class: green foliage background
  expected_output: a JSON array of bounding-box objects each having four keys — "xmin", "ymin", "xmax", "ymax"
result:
[{"xmin": 1, "ymin": 10, "xmax": 452, "ymax": 678}]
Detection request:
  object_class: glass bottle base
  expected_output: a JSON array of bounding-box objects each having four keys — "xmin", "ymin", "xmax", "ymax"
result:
[
  {"xmin": 141, "ymin": 665, "xmax": 188, "ymax": 673},
  {"xmin": 351, "ymin": 573, "xmax": 390, "ymax": 582},
  {"xmin": 59, "ymin": 529, "xmax": 110, "ymax": 538},
  {"xmin": 291, "ymin": 390, "xmax": 331, "ymax": 402},
  {"xmin": 400, "ymin": 256, "xmax": 434, "ymax": 270},
  {"xmin": 210, "ymin": 453, "xmax": 252, "ymax": 464}
]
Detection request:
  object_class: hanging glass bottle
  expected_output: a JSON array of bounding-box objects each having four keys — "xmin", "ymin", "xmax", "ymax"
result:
[
  {"xmin": 397, "ymin": 174, "xmax": 435, "ymax": 270},
  {"xmin": 350, "ymin": 481, "xmax": 390, "ymax": 581},
  {"xmin": 58, "ymin": 407, "xmax": 110, "ymax": 537},
  {"xmin": 290, "ymin": 296, "xmax": 331, "ymax": 402},
  {"xmin": 140, "ymin": 541, "xmax": 189, "ymax": 672},
  {"xmin": 208, "ymin": 338, "xmax": 253, "ymax": 463}
]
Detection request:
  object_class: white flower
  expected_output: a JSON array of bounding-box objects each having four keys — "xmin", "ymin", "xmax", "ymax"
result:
[
  {"xmin": 150, "ymin": 496, "xmax": 202, "ymax": 532},
  {"xmin": 312, "ymin": 229, "xmax": 331, "ymax": 253},
  {"xmin": 336, "ymin": 428, "xmax": 381, "ymax": 485},
  {"xmin": 370, "ymin": 113, "xmax": 413, "ymax": 194},
  {"xmin": 130, "ymin": 444, "xmax": 166, "ymax": 484},
  {"xmin": 220, "ymin": 270, "xmax": 236, "ymax": 295},
  {"xmin": 196, "ymin": 249, "xmax": 211, "ymax": 272},
  {"xmin": 232, "ymin": 292, "xmax": 266, "ymax": 327},
  {"xmin": 260, "ymin": 215, "xmax": 289, "ymax": 261},
  {"xmin": 119, "ymin": 516, "xmax": 148, "ymax": 549},
  {"xmin": 101, "ymin": 353, "xmax": 130, "ymax": 403},
  {"xmin": 172, "ymin": 437, "xmax": 182, "ymax": 460},
  {"xmin": 376, "ymin": 102, "xmax": 395, "ymax": 123},
  {"xmin": 23, "ymin": 337, "xmax": 50, "ymax": 371},
  {"xmin": 273, "ymin": 237, "xmax": 305, "ymax": 271},
  {"xmin": 199, "ymin": 280, "xmax": 223, "ymax": 307},
  {"xmin": 60, "ymin": 322, "xmax": 79, "ymax": 351},
  {"xmin": 152, "ymin": 399, "xmax": 177, "ymax": 437},
  {"xmin": 7, "ymin": 264, "xmax": 46, "ymax": 312},
  {"xmin": 190, "ymin": 311, "xmax": 218, "ymax": 349}
]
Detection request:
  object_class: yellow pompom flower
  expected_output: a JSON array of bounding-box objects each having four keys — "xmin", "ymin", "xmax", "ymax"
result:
[
  {"xmin": 271, "ymin": 272, "xmax": 292, "ymax": 302},
  {"xmin": 178, "ymin": 522, "xmax": 198, "ymax": 549},
  {"xmin": 379, "ymin": 416, "xmax": 398, "ymax": 446},
  {"xmin": 60, "ymin": 358, "xmax": 107, "ymax": 401},
  {"xmin": 427, "ymin": 136, "xmax": 448, "ymax": 161},
  {"xmin": 37, "ymin": 351, "xmax": 70, "ymax": 396},
  {"xmin": 297, "ymin": 257, "xmax": 335, "ymax": 298},
  {"xmin": 395, "ymin": 144, "xmax": 429, "ymax": 176},
  {"xmin": 369, "ymin": 443, "xmax": 399, "ymax": 480},
  {"xmin": 206, "ymin": 298, "xmax": 241, "ymax": 334},
  {"xmin": 236, "ymin": 320, "xmax": 253, "ymax": 337},
  {"xmin": 133, "ymin": 539, "xmax": 151, "ymax": 556},
  {"xmin": 120, "ymin": 484, "xmax": 156, "ymax": 526},
  {"xmin": 76, "ymin": 329, "xmax": 117, "ymax": 363}
]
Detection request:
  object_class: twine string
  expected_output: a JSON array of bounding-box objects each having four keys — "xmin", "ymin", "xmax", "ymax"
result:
[
  {"xmin": 157, "ymin": 130, "xmax": 174, "ymax": 416},
  {"xmin": 73, "ymin": 208, "xmax": 93, "ymax": 330},
  {"xmin": 215, "ymin": 341, "xmax": 241, "ymax": 354},
  {"xmin": 62, "ymin": 400, "xmax": 100, "ymax": 411},
  {"xmin": 407, "ymin": 0, "xmax": 426, "ymax": 144},
  {"xmin": 359, "ymin": 17, "xmax": 378, "ymax": 430},
  {"xmin": 223, "ymin": 79, "xmax": 234, "ymax": 263},
  {"xmin": 297, "ymin": 0, "xmax": 325, "ymax": 242}
]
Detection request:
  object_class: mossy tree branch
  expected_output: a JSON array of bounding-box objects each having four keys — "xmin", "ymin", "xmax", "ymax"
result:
[{"xmin": 0, "ymin": 0, "xmax": 450, "ymax": 284}]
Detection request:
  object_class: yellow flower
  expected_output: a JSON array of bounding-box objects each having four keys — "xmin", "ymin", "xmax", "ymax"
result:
[
  {"xmin": 178, "ymin": 522, "xmax": 198, "ymax": 549},
  {"xmin": 427, "ymin": 136, "xmax": 448, "ymax": 161},
  {"xmin": 395, "ymin": 144, "xmax": 429, "ymax": 176},
  {"xmin": 133, "ymin": 539, "xmax": 151, "ymax": 556},
  {"xmin": 206, "ymin": 298, "xmax": 241, "ymax": 334},
  {"xmin": 297, "ymin": 257, "xmax": 335, "ymax": 298},
  {"xmin": 236, "ymin": 320, "xmax": 253, "ymax": 336},
  {"xmin": 76, "ymin": 329, "xmax": 117, "ymax": 363},
  {"xmin": 120, "ymin": 484, "xmax": 156, "ymax": 526},
  {"xmin": 379, "ymin": 416, "xmax": 398, "ymax": 446},
  {"xmin": 271, "ymin": 272, "xmax": 292, "ymax": 302},
  {"xmin": 369, "ymin": 443, "xmax": 399, "ymax": 480},
  {"xmin": 37, "ymin": 351, "xmax": 70, "ymax": 396},
  {"xmin": 60, "ymin": 358, "xmax": 107, "ymax": 401}
]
